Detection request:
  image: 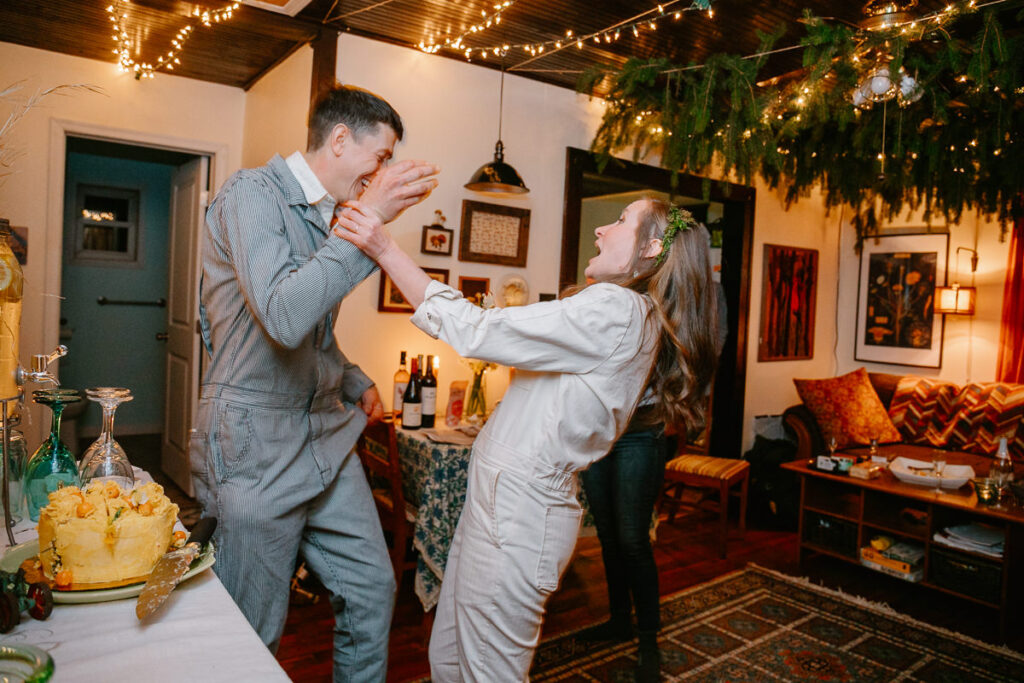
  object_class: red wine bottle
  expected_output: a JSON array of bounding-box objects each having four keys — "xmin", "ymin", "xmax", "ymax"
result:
[
  {"xmin": 401, "ymin": 357, "xmax": 422, "ymax": 429},
  {"xmin": 422, "ymin": 355, "xmax": 437, "ymax": 428}
]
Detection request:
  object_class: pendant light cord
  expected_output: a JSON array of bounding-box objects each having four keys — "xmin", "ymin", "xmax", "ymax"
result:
[{"xmin": 498, "ymin": 57, "xmax": 506, "ymax": 142}]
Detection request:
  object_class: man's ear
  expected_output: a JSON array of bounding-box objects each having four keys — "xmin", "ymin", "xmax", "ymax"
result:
[
  {"xmin": 641, "ymin": 237, "xmax": 663, "ymax": 260},
  {"xmin": 329, "ymin": 123, "xmax": 350, "ymax": 156}
]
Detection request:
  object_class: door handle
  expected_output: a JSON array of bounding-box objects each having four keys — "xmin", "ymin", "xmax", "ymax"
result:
[{"xmin": 156, "ymin": 332, "xmax": 169, "ymax": 341}]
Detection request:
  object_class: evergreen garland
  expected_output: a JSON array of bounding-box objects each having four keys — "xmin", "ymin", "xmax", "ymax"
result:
[{"xmin": 580, "ymin": 1, "xmax": 1024, "ymax": 247}]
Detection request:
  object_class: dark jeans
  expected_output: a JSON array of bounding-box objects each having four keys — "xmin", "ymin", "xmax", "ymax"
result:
[{"xmin": 580, "ymin": 427, "xmax": 668, "ymax": 633}]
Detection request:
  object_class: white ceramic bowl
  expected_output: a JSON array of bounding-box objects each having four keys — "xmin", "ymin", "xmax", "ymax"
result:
[{"xmin": 889, "ymin": 456, "xmax": 974, "ymax": 490}]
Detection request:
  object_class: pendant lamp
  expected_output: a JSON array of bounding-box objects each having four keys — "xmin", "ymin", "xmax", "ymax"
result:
[{"xmin": 465, "ymin": 64, "xmax": 529, "ymax": 194}]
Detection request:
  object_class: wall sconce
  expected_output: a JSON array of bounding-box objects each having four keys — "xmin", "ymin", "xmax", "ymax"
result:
[{"xmin": 935, "ymin": 246, "xmax": 978, "ymax": 315}]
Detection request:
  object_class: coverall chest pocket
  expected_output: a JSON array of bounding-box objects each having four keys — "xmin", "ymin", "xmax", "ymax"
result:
[
  {"xmin": 535, "ymin": 504, "xmax": 582, "ymax": 594},
  {"xmin": 213, "ymin": 404, "xmax": 254, "ymax": 485}
]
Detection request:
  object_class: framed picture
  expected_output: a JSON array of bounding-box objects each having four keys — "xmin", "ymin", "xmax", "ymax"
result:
[
  {"xmin": 458, "ymin": 276, "xmax": 490, "ymax": 306},
  {"xmin": 459, "ymin": 200, "xmax": 530, "ymax": 267},
  {"xmin": 855, "ymin": 232, "xmax": 948, "ymax": 368},
  {"xmin": 378, "ymin": 267, "xmax": 449, "ymax": 313},
  {"xmin": 420, "ymin": 224, "xmax": 454, "ymax": 255},
  {"xmin": 758, "ymin": 244, "xmax": 818, "ymax": 362}
]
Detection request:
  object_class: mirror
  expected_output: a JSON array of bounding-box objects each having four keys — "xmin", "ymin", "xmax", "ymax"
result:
[{"xmin": 560, "ymin": 148, "xmax": 755, "ymax": 459}]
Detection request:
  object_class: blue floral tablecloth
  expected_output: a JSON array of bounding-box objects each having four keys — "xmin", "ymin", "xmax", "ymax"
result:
[
  {"xmin": 396, "ymin": 429, "xmax": 599, "ymax": 611},
  {"xmin": 395, "ymin": 429, "xmax": 472, "ymax": 611}
]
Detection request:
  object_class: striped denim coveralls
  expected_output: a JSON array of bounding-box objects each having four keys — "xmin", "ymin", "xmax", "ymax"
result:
[{"xmin": 192, "ymin": 154, "xmax": 395, "ymax": 682}]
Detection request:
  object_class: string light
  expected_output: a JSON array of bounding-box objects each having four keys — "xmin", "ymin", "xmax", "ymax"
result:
[
  {"xmin": 420, "ymin": 0, "xmax": 713, "ymax": 62},
  {"xmin": 419, "ymin": 2, "xmax": 514, "ymax": 54},
  {"xmin": 107, "ymin": 1, "xmax": 240, "ymax": 80}
]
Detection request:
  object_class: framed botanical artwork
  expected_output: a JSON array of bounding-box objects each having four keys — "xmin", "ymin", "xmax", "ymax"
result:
[
  {"xmin": 458, "ymin": 276, "xmax": 490, "ymax": 306},
  {"xmin": 378, "ymin": 267, "xmax": 449, "ymax": 313},
  {"xmin": 855, "ymin": 232, "xmax": 949, "ymax": 368},
  {"xmin": 458, "ymin": 200, "xmax": 530, "ymax": 267},
  {"xmin": 758, "ymin": 244, "xmax": 818, "ymax": 362},
  {"xmin": 420, "ymin": 224, "xmax": 453, "ymax": 256}
]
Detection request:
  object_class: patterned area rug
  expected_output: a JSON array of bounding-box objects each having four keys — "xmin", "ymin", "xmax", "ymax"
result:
[{"xmin": 531, "ymin": 565, "xmax": 1024, "ymax": 682}]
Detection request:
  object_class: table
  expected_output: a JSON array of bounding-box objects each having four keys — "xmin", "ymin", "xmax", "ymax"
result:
[
  {"xmin": 0, "ymin": 471, "xmax": 289, "ymax": 682},
  {"xmin": 395, "ymin": 428, "xmax": 472, "ymax": 612},
  {"xmin": 781, "ymin": 444, "xmax": 1024, "ymax": 638},
  {"xmin": 395, "ymin": 429, "xmax": 598, "ymax": 612}
]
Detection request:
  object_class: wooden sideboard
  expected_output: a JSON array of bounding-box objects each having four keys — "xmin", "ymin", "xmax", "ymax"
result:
[{"xmin": 781, "ymin": 444, "xmax": 1023, "ymax": 639}]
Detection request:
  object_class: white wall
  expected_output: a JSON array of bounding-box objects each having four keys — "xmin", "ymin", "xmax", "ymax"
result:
[
  {"xmin": 243, "ymin": 45, "xmax": 312, "ymax": 169},
  {"xmin": 328, "ymin": 35, "xmax": 605, "ymax": 413},
  {"xmin": 3, "ymin": 35, "xmax": 1011, "ymax": 457},
  {"xmin": 239, "ymin": 33, "xmax": 1011, "ymax": 452},
  {"xmin": 0, "ymin": 42, "xmax": 246, "ymax": 442},
  {"xmin": 742, "ymin": 180, "xmax": 1010, "ymax": 452}
]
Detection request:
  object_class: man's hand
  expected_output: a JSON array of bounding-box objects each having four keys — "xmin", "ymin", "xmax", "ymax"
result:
[
  {"xmin": 359, "ymin": 385, "xmax": 385, "ymax": 425},
  {"xmin": 359, "ymin": 160, "xmax": 440, "ymax": 224}
]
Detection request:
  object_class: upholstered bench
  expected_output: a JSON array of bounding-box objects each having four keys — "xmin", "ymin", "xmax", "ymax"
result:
[{"xmin": 661, "ymin": 452, "xmax": 750, "ymax": 558}]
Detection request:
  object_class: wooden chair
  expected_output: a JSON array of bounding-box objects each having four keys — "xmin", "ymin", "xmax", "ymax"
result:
[
  {"xmin": 356, "ymin": 417, "xmax": 417, "ymax": 584},
  {"xmin": 659, "ymin": 393, "xmax": 749, "ymax": 558}
]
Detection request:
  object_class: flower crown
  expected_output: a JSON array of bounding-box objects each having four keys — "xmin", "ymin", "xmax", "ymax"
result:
[{"xmin": 655, "ymin": 206, "xmax": 698, "ymax": 266}]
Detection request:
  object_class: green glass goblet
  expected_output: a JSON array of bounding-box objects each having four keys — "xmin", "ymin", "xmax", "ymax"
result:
[{"xmin": 24, "ymin": 388, "xmax": 82, "ymax": 522}]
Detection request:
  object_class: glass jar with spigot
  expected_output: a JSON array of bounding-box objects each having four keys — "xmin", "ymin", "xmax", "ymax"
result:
[
  {"xmin": 0, "ymin": 218, "xmax": 24, "ymax": 420},
  {"xmin": 24, "ymin": 389, "xmax": 82, "ymax": 521}
]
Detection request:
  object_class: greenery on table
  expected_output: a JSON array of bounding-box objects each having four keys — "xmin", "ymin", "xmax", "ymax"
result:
[{"xmin": 580, "ymin": 1, "xmax": 1024, "ymax": 247}]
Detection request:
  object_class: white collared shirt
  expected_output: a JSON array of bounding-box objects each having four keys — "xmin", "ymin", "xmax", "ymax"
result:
[{"xmin": 285, "ymin": 151, "xmax": 336, "ymax": 228}]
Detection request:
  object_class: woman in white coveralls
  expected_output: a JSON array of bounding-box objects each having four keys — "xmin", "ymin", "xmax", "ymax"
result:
[{"xmin": 335, "ymin": 197, "xmax": 719, "ymax": 682}]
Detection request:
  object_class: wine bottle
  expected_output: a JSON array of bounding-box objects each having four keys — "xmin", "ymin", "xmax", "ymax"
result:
[
  {"xmin": 990, "ymin": 437, "xmax": 1014, "ymax": 497},
  {"xmin": 392, "ymin": 351, "xmax": 409, "ymax": 419},
  {"xmin": 401, "ymin": 357, "xmax": 422, "ymax": 429},
  {"xmin": 422, "ymin": 355, "xmax": 437, "ymax": 428}
]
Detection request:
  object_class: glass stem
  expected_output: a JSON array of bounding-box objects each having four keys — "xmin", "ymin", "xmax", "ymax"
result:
[
  {"xmin": 100, "ymin": 405, "xmax": 116, "ymax": 444},
  {"xmin": 49, "ymin": 405, "xmax": 64, "ymax": 444}
]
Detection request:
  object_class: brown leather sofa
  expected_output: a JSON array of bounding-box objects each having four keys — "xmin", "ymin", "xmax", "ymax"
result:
[{"xmin": 782, "ymin": 372, "xmax": 904, "ymax": 462}]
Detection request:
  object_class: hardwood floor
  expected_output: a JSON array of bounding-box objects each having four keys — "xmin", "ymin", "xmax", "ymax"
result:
[
  {"xmin": 275, "ymin": 519, "xmax": 800, "ymax": 682},
  {"xmin": 111, "ymin": 446, "xmax": 1021, "ymax": 681},
  {"xmin": 276, "ymin": 512, "xmax": 1024, "ymax": 681}
]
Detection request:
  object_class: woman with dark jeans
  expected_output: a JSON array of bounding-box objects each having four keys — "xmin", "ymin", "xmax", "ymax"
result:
[{"xmin": 580, "ymin": 421, "xmax": 671, "ymax": 682}]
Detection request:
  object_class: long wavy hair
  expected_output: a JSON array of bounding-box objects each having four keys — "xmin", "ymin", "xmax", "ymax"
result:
[{"xmin": 573, "ymin": 197, "xmax": 720, "ymax": 436}]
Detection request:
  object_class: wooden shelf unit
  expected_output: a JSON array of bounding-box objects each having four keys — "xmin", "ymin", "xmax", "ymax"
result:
[{"xmin": 782, "ymin": 446, "xmax": 1023, "ymax": 640}]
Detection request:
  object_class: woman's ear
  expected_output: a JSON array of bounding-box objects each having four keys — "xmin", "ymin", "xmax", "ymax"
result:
[{"xmin": 641, "ymin": 237, "xmax": 663, "ymax": 260}]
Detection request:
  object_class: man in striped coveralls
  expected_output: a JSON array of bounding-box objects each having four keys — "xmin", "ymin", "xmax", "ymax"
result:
[{"xmin": 192, "ymin": 85, "xmax": 438, "ymax": 681}]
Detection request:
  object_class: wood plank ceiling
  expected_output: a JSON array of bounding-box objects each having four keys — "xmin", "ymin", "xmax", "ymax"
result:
[{"xmin": 0, "ymin": 0, "xmax": 973, "ymax": 92}]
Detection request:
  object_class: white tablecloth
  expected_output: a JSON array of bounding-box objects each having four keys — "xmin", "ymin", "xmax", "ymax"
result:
[{"xmin": 0, "ymin": 473, "xmax": 289, "ymax": 682}]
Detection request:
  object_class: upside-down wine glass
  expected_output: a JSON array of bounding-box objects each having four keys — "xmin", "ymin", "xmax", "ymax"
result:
[
  {"xmin": 24, "ymin": 389, "xmax": 82, "ymax": 521},
  {"xmin": 78, "ymin": 387, "xmax": 135, "ymax": 490}
]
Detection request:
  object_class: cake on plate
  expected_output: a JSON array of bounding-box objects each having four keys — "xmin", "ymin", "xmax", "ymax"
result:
[{"xmin": 37, "ymin": 481, "xmax": 181, "ymax": 587}]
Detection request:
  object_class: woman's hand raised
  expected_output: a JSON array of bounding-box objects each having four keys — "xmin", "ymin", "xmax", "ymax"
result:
[{"xmin": 333, "ymin": 200, "xmax": 398, "ymax": 261}]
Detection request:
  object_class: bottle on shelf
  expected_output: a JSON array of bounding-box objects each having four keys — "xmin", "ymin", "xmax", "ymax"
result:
[
  {"xmin": 392, "ymin": 351, "xmax": 410, "ymax": 420},
  {"xmin": 990, "ymin": 437, "xmax": 1014, "ymax": 499},
  {"xmin": 422, "ymin": 355, "xmax": 437, "ymax": 428},
  {"xmin": 401, "ymin": 357, "xmax": 422, "ymax": 430}
]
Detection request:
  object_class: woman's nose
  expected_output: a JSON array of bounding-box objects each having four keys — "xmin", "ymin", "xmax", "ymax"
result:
[{"xmin": 595, "ymin": 224, "xmax": 607, "ymax": 237}]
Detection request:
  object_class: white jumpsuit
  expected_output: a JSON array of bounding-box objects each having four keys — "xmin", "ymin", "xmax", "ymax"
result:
[{"xmin": 411, "ymin": 279, "xmax": 658, "ymax": 682}]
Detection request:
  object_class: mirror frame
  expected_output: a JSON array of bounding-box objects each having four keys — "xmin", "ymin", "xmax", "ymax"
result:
[{"xmin": 560, "ymin": 147, "xmax": 756, "ymax": 459}]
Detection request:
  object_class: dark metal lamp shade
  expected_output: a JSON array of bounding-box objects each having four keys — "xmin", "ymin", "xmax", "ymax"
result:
[{"xmin": 464, "ymin": 140, "xmax": 529, "ymax": 194}]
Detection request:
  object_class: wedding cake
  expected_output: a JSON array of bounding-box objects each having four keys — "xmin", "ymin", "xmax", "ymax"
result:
[{"xmin": 37, "ymin": 481, "xmax": 180, "ymax": 586}]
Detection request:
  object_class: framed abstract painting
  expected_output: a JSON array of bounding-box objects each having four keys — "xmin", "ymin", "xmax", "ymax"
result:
[
  {"xmin": 758, "ymin": 244, "xmax": 818, "ymax": 362},
  {"xmin": 855, "ymin": 232, "xmax": 949, "ymax": 368}
]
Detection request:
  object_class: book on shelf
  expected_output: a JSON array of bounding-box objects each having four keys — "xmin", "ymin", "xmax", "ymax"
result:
[
  {"xmin": 860, "ymin": 555, "xmax": 924, "ymax": 582},
  {"xmin": 860, "ymin": 545, "xmax": 922, "ymax": 575}
]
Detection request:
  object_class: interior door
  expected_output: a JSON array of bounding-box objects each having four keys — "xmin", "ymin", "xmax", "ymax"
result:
[{"xmin": 161, "ymin": 156, "xmax": 208, "ymax": 496}]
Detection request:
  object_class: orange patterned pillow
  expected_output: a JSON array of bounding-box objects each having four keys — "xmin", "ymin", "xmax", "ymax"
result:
[{"xmin": 794, "ymin": 368, "xmax": 902, "ymax": 449}]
